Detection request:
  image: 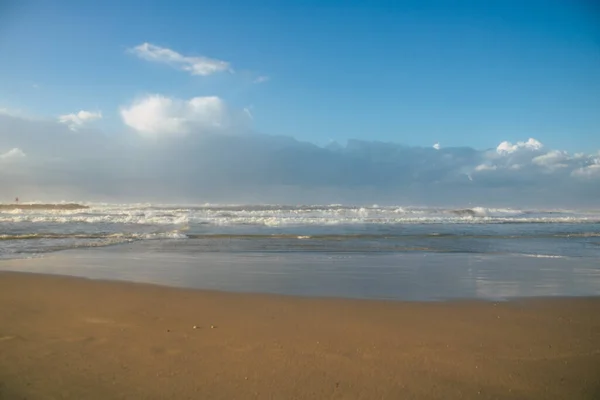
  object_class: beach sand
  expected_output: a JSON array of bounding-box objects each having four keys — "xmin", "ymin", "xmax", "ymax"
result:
[{"xmin": 1, "ymin": 272, "xmax": 599, "ymax": 399}]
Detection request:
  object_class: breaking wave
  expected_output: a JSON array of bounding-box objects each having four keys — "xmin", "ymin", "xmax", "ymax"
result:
[
  {"xmin": 521, "ymin": 254, "xmax": 567, "ymax": 259},
  {"xmin": 2, "ymin": 203, "xmax": 599, "ymax": 260},
  {"xmin": 0, "ymin": 230, "xmax": 188, "ymax": 242},
  {"xmin": 1, "ymin": 204, "xmax": 598, "ymax": 226}
]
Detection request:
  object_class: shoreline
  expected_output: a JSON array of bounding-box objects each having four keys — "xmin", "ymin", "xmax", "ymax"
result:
[
  {"xmin": 1, "ymin": 271, "xmax": 599, "ymax": 399},
  {"xmin": 2, "ymin": 248, "xmax": 599, "ymax": 301},
  {"xmin": 2, "ymin": 268, "xmax": 600, "ymax": 304}
]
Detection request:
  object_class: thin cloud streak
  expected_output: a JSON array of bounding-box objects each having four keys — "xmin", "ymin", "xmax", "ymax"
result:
[{"xmin": 129, "ymin": 43, "xmax": 231, "ymax": 76}]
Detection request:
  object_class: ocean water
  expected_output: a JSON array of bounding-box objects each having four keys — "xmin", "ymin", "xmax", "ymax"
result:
[
  {"xmin": 2, "ymin": 203, "xmax": 600, "ymax": 259},
  {"xmin": 1, "ymin": 203, "xmax": 600, "ymax": 300}
]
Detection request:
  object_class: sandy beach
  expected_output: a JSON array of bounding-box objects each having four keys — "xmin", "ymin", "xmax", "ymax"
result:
[{"xmin": 0, "ymin": 272, "xmax": 598, "ymax": 399}]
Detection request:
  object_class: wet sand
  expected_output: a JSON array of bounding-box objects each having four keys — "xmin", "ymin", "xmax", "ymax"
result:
[{"xmin": 1, "ymin": 272, "xmax": 599, "ymax": 399}]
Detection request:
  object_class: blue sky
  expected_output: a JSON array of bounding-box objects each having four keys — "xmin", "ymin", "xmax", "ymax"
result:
[{"xmin": 1, "ymin": 0, "xmax": 599, "ymax": 151}]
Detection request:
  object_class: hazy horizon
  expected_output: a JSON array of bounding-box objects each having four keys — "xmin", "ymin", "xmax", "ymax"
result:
[{"xmin": 2, "ymin": 111, "xmax": 600, "ymax": 208}]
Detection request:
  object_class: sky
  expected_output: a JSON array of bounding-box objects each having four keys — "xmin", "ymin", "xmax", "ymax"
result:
[{"xmin": 0, "ymin": 0, "xmax": 599, "ymax": 205}]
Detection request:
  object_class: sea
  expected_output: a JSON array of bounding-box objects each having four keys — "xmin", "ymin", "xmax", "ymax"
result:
[{"xmin": 1, "ymin": 203, "xmax": 600, "ymax": 301}]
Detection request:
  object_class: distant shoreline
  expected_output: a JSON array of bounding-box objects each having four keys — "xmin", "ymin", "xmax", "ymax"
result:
[{"xmin": 0, "ymin": 203, "xmax": 89, "ymax": 210}]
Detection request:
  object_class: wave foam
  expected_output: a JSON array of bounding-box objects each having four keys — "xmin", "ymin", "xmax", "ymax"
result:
[
  {"xmin": 0, "ymin": 229, "xmax": 188, "ymax": 242},
  {"xmin": 521, "ymin": 254, "xmax": 566, "ymax": 259},
  {"xmin": 2, "ymin": 204, "xmax": 599, "ymax": 228}
]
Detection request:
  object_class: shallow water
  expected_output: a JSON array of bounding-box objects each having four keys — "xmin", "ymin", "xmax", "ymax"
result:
[
  {"xmin": 2, "ymin": 203, "xmax": 599, "ymax": 301},
  {"xmin": 1, "ymin": 241, "xmax": 599, "ymax": 301}
]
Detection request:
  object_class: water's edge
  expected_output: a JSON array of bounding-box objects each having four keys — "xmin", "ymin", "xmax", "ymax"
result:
[{"xmin": 1, "ymin": 244, "xmax": 598, "ymax": 302}]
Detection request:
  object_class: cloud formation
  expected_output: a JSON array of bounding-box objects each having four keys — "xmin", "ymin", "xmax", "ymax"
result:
[
  {"xmin": 1, "ymin": 111, "xmax": 599, "ymax": 206},
  {"xmin": 129, "ymin": 43, "xmax": 231, "ymax": 76},
  {"xmin": 531, "ymin": 150, "xmax": 570, "ymax": 170},
  {"xmin": 470, "ymin": 138, "xmax": 599, "ymax": 181},
  {"xmin": 572, "ymin": 158, "xmax": 600, "ymax": 179},
  {"xmin": 120, "ymin": 95, "xmax": 243, "ymax": 138},
  {"xmin": 58, "ymin": 110, "xmax": 102, "ymax": 131},
  {"xmin": 496, "ymin": 138, "xmax": 543, "ymax": 154}
]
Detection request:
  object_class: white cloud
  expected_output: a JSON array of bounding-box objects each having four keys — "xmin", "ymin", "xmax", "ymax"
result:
[
  {"xmin": 129, "ymin": 43, "xmax": 231, "ymax": 76},
  {"xmin": 496, "ymin": 138, "xmax": 543, "ymax": 154},
  {"xmin": 58, "ymin": 110, "xmax": 102, "ymax": 131},
  {"xmin": 478, "ymin": 138, "xmax": 550, "ymax": 173},
  {"xmin": 532, "ymin": 150, "xmax": 570, "ymax": 169},
  {"xmin": 120, "ymin": 95, "xmax": 227, "ymax": 138},
  {"xmin": 474, "ymin": 138, "xmax": 600, "ymax": 183},
  {"xmin": 433, "ymin": 142, "xmax": 441, "ymax": 150},
  {"xmin": 0, "ymin": 148, "xmax": 26, "ymax": 161},
  {"xmin": 253, "ymin": 75, "xmax": 270, "ymax": 84}
]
